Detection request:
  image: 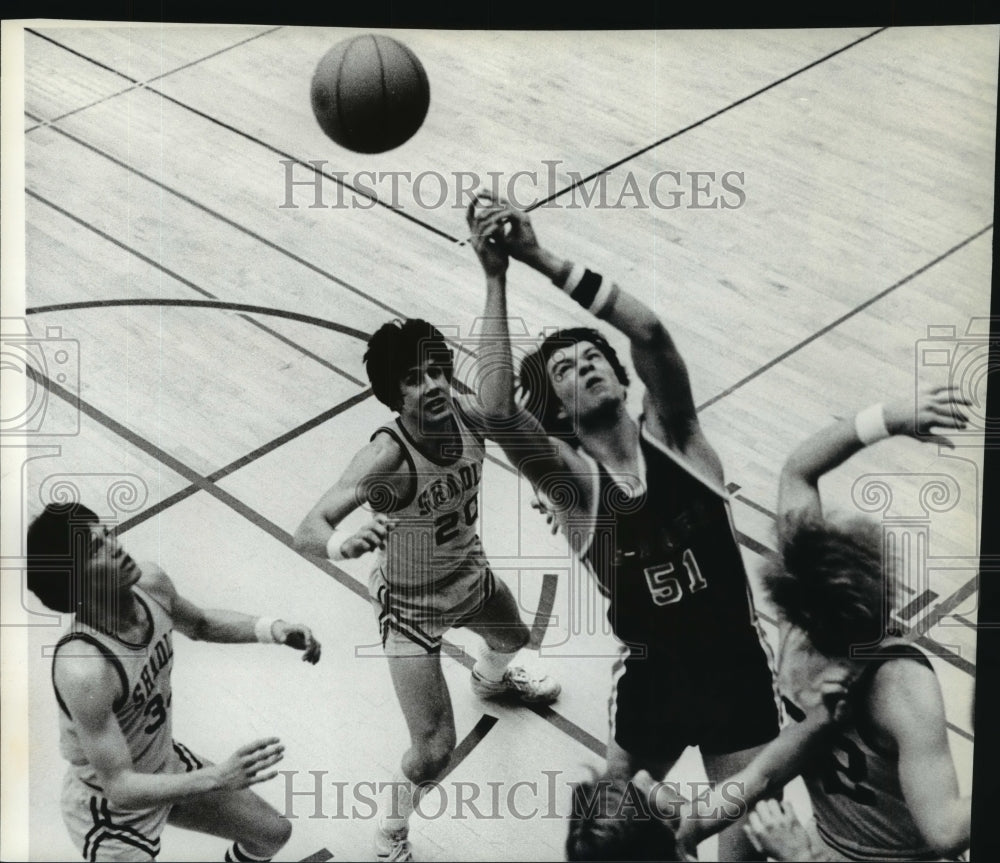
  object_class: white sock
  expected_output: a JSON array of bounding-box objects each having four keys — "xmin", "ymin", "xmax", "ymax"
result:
[
  {"xmin": 473, "ymin": 645, "xmax": 518, "ymax": 683},
  {"xmin": 379, "ymin": 770, "xmax": 416, "ymax": 834}
]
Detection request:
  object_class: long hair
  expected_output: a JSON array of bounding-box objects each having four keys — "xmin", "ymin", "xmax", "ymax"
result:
[
  {"xmin": 364, "ymin": 318, "xmax": 455, "ymax": 411},
  {"xmin": 517, "ymin": 327, "xmax": 630, "ymax": 445},
  {"xmin": 764, "ymin": 514, "xmax": 900, "ymax": 657}
]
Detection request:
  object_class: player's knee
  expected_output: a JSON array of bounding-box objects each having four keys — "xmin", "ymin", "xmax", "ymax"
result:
[
  {"xmin": 253, "ymin": 812, "xmax": 292, "ymax": 853},
  {"xmin": 418, "ymin": 733, "xmax": 456, "ymax": 776}
]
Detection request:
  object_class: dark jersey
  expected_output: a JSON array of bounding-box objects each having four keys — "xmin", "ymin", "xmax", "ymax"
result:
[{"xmin": 584, "ymin": 424, "xmax": 766, "ymax": 657}]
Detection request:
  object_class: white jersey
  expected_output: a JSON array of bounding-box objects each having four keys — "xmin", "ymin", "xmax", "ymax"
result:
[
  {"xmin": 372, "ymin": 409, "xmax": 485, "ymax": 590},
  {"xmin": 54, "ymin": 585, "xmax": 175, "ymax": 790}
]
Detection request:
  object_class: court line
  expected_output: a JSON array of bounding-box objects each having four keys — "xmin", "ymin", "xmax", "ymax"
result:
[
  {"xmin": 26, "ymin": 189, "xmax": 366, "ymax": 386},
  {"xmin": 528, "ymin": 574, "xmax": 560, "ymax": 650},
  {"xmin": 114, "ymin": 388, "xmax": 375, "ymax": 535},
  {"xmin": 25, "ymin": 29, "xmax": 461, "ymax": 244},
  {"xmin": 23, "ymin": 27, "xmax": 282, "ymax": 132},
  {"xmin": 25, "ymin": 295, "xmax": 979, "ymax": 688},
  {"xmin": 697, "ymin": 224, "xmax": 993, "ymax": 411},
  {"xmin": 26, "ymin": 295, "xmax": 512, "ymax": 476},
  {"xmin": 28, "ymin": 364, "xmax": 608, "ymax": 759},
  {"xmin": 22, "ymin": 119, "xmax": 478, "ymax": 363},
  {"xmin": 436, "ymin": 714, "xmax": 500, "ymax": 783},
  {"xmin": 528, "ymin": 28, "xmax": 887, "ymax": 211}
]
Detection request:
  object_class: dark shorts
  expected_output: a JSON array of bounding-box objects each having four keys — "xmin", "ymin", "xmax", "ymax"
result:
[{"xmin": 609, "ymin": 634, "xmax": 780, "ymax": 764}]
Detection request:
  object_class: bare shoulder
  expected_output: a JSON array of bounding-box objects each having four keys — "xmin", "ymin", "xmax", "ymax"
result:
[
  {"xmin": 365, "ymin": 429, "xmax": 407, "ymax": 471},
  {"xmin": 53, "ymin": 639, "xmax": 120, "ymax": 704},
  {"xmin": 868, "ymin": 654, "xmax": 943, "ymax": 732}
]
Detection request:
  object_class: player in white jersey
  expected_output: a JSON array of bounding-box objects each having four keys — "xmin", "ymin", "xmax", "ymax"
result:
[
  {"xmin": 661, "ymin": 387, "xmax": 973, "ymax": 861},
  {"xmin": 27, "ymin": 501, "xmax": 321, "ymax": 862},
  {"xmin": 293, "ymin": 317, "xmax": 560, "ymax": 862}
]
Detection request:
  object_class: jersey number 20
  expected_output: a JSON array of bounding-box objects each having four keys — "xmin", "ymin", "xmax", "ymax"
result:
[
  {"xmin": 434, "ymin": 494, "xmax": 478, "ymax": 545},
  {"xmin": 643, "ymin": 549, "xmax": 708, "ymax": 606}
]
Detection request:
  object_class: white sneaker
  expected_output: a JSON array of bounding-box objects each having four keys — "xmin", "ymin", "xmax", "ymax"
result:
[
  {"xmin": 471, "ymin": 665, "xmax": 561, "ymax": 704},
  {"xmin": 374, "ymin": 825, "xmax": 413, "ymax": 862}
]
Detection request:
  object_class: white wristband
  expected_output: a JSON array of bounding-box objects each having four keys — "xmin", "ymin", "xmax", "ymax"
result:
[
  {"xmin": 325, "ymin": 527, "xmax": 353, "ymax": 562},
  {"xmin": 254, "ymin": 616, "xmax": 278, "ymax": 644},
  {"xmin": 854, "ymin": 403, "xmax": 890, "ymax": 445}
]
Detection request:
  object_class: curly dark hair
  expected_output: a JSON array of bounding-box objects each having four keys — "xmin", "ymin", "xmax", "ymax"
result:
[
  {"xmin": 764, "ymin": 514, "xmax": 901, "ymax": 658},
  {"xmin": 566, "ymin": 775, "xmax": 678, "ymax": 862},
  {"xmin": 363, "ymin": 318, "xmax": 455, "ymax": 411},
  {"xmin": 26, "ymin": 502, "xmax": 100, "ymax": 613},
  {"xmin": 517, "ymin": 327, "xmax": 630, "ymax": 445}
]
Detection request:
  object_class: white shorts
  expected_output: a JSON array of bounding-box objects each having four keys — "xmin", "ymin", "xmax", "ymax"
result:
[
  {"xmin": 369, "ymin": 549, "xmax": 497, "ymax": 657},
  {"xmin": 61, "ymin": 740, "xmax": 204, "ymax": 861}
]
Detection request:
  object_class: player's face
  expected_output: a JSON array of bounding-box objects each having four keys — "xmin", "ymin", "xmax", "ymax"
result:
[
  {"xmin": 82, "ymin": 525, "xmax": 142, "ymax": 601},
  {"xmin": 546, "ymin": 341, "xmax": 625, "ymax": 422},
  {"xmin": 398, "ymin": 359, "xmax": 454, "ymax": 428},
  {"xmin": 776, "ymin": 622, "xmax": 856, "ymax": 712}
]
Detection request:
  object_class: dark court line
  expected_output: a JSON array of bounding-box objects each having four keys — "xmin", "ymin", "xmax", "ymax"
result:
[
  {"xmin": 116, "ymin": 389, "xmax": 374, "ymax": 535},
  {"xmin": 24, "ymin": 27, "xmax": 282, "ymax": 131},
  {"xmin": 25, "ymin": 190, "xmax": 366, "ymax": 386},
  {"xmin": 25, "ymin": 297, "xmax": 368, "ymax": 340},
  {"xmin": 697, "ymin": 224, "xmax": 993, "ymax": 411},
  {"xmin": 899, "ymin": 589, "xmax": 939, "ymax": 621},
  {"xmin": 527, "ymin": 28, "xmax": 887, "ymax": 211},
  {"xmin": 434, "ymin": 714, "xmax": 500, "ymax": 784},
  {"xmin": 24, "ymin": 124, "xmax": 478, "ymax": 362},
  {"xmin": 26, "ymin": 28, "xmax": 460, "ymax": 244},
  {"xmin": 30, "ymin": 366, "xmax": 608, "ymax": 759},
  {"xmin": 914, "ymin": 634, "xmax": 977, "ymax": 678},
  {"xmin": 529, "ymin": 574, "xmax": 560, "ymax": 650},
  {"xmin": 734, "ymin": 493, "xmax": 777, "ymax": 520}
]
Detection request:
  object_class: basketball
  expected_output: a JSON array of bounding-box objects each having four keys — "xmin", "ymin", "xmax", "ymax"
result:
[{"xmin": 310, "ymin": 34, "xmax": 430, "ymax": 154}]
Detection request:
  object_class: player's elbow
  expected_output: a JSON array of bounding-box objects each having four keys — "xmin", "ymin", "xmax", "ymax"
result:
[
  {"xmin": 928, "ymin": 830, "xmax": 970, "ymax": 858},
  {"xmin": 103, "ymin": 772, "xmax": 145, "ymax": 810},
  {"xmin": 924, "ymin": 811, "xmax": 971, "ymax": 857},
  {"xmin": 633, "ymin": 318, "xmax": 669, "ymax": 349}
]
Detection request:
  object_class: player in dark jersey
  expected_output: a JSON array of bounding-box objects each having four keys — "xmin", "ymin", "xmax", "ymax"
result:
[
  {"xmin": 467, "ymin": 196, "xmax": 780, "ymax": 861},
  {"xmin": 666, "ymin": 386, "xmax": 973, "ymax": 861},
  {"xmin": 26, "ymin": 501, "xmax": 321, "ymax": 862},
  {"xmin": 293, "ymin": 318, "xmax": 559, "ymax": 862}
]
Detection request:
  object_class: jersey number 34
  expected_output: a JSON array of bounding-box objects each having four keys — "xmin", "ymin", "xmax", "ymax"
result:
[{"xmin": 643, "ymin": 549, "xmax": 708, "ymax": 606}]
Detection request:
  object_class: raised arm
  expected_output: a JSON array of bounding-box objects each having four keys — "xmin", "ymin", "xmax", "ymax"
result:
[
  {"xmin": 493, "ymin": 205, "xmax": 700, "ymax": 455},
  {"xmin": 292, "ymin": 434, "xmax": 406, "ymax": 562},
  {"xmin": 466, "ymin": 200, "xmax": 595, "ymax": 537},
  {"xmin": 53, "ymin": 645, "xmax": 285, "ymax": 809},
  {"xmin": 777, "ymin": 387, "xmax": 970, "ymax": 542},
  {"xmin": 143, "ymin": 567, "xmax": 320, "ymax": 663}
]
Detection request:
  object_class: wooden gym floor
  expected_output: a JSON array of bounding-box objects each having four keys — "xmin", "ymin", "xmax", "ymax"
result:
[{"xmin": 1, "ymin": 20, "xmax": 995, "ymax": 862}]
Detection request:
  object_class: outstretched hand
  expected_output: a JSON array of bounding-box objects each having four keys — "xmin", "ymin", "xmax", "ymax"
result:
[
  {"xmin": 744, "ymin": 800, "xmax": 816, "ymax": 861},
  {"xmin": 466, "ymin": 196, "xmax": 509, "ymax": 276},
  {"xmin": 274, "ymin": 622, "xmax": 322, "ymax": 664},
  {"xmin": 212, "ymin": 737, "xmax": 285, "ymax": 791},
  {"xmin": 884, "ymin": 385, "xmax": 971, "ymax": 448}
]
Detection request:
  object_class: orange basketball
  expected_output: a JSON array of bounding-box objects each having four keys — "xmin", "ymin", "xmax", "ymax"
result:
[{"xmin": 310, "ymin": 34, "xmax": 430, "ymax": 154}]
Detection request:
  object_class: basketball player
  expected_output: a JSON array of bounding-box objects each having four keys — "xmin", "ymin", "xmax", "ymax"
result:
[
  {"xmin": 292, "ymin": 318, "xmax": 560, "ymax": 862},
  {"xmin": 26, "ymin": 501, "xmax": 322, "ymax": 863},
  {"xmin": 666, "ymin": 386, "xmax": 973, "ymax": 860},
  {"xmin": 466, "ymin": 198, "xmax": 779, "ymax": 861}
]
